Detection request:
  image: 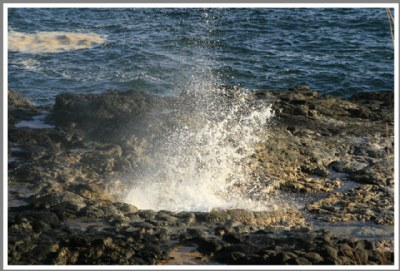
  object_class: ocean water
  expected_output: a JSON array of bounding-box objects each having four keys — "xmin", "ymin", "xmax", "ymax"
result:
[{"xmin": 8, "ymin": 8, "xmax": 394, "ymax": 104}]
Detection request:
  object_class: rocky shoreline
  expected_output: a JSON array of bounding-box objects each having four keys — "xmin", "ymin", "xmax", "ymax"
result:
[{"xmin": 8, "ymin": 86, "xmax": 394, "ymax": 265}]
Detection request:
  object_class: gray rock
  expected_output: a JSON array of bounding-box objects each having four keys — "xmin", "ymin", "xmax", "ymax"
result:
[
  {"xmin": 339, "ymin": 243, "xmax": 354, "ymax": 258},
  {"xmin": 176, "ymin": 212, "xmax": 196, "ymax": 225},
  {"xmin": 304, "ymin": 252, "xmax": 324, "ymax": 263},
  {"xmin": 138, "ymin": 210, "xmax": 156, "ymax": 220},
  {"xmin": 292, "ymin": 256, "xmax": 311, "ymax": 265},
  {"xmin": 355, "ymin": 248, "xmax": 369, "ymax": 264},
  {"xmin": 322, "ymin": 245, "xmax": 338, "ymax": 259},
  {"xmin": 8, "ymin": 90, "xmax": 41, "ymax": 124},
  {"xmin": 276, "ymin": 251, "xmax": 296, "ymax": 262}
]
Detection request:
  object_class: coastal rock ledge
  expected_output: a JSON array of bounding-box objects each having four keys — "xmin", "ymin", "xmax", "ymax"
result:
[{"xmin": 8, "ymin": 86, "xmax": 394, "ymax": 265}]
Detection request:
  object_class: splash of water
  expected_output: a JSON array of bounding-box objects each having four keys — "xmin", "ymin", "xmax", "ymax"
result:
[
  {"xmin": 8, "ymin": 31, "xmax": 106, "ymax": 53},
  {"xmin": 124, "ymin": 82, "xmax": 274, "ymax": 211},
  {"xmin": 124, "ymin": 10, "xmax": 275, "ymax": 211}
]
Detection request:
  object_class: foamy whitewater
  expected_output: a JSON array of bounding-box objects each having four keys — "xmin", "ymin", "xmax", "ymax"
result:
[
  {"xmin": 124, "ymin": 77, "xmax": 275, "ymax": 212},
  {"xmin": 123, "ymin": 12, "xmax": 277, "ymax": 212},
  {"xmin": 8, "ymin": 31, "xmax": 106, "ymax": 53}
]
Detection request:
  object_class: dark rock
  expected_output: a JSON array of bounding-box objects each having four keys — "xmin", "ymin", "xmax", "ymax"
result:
[
  {"xmin": 100, "ymin": 205, "xmax": 125, "ymax": 219},
  {"xmin": 53, "ymin": 90, "xmax": 170, "ymax": 141},
  {"xmin": 222, "ymin": 232, "xmax": 243, "ymax": 244},
  {"xmin": 113, "ymin": 202, "xmax": 138, "ymax": 214},
  {"xmin": 231, "ymin": 251, "xmax": 246, "ymax": 261},
  {"xmin": 226, "ymin": 209, "xmax": 254, "ymax": 224},
  {"xmin": 68, "ymin": 235, "xmax": 90, "ymax": 247},
  {"xmin": 176, "ymin": 212, "xmax": 196, "ymax": 225},
  {"xmin": 7, "ymin": 87, "xmax": 394, "ymax": 265},
  {"xmin": 91, "ymin": 237, "xmax": 114, "ymax": 248},
  {"xmin": 322, "ymin": 245, "xmax": 338, "ymax": 259},
  {"xmin": 16, "ymin": 210, "xmax": 61, "ymax": 230},
  {"xmin": 355, "ymin": 248, "xmax": 369, "ymax": 264},
  {"xmin": 31, "ymin": 243, "xmax": 58, "ymax": 262},
  {"xmin": 155, "ymin": 211, "xmax": 177, "ymax": 224},
  {"xmin": 138, "ymin": 210, "xmax": 156, "ymax": 220},
  {"xmin": 339, "ymin": 243, "xmax": 354, "ymax": 258},
  {"xmin": 304, "ymin": 252, "xmax": 324, "ymax": 263},
  {"xmin": 48, "ymin": 247, "xmax": 71, "ymax": 265},
  {"xmin": 288, "ymin": 256, "xmax": 311, "ymax": 265},
  {"xmin": 79, "ymin": 206, "xmax": 105, "ymax": 218},
  {"xmin": 197, "ymin": 239, "xmax": 223, "ymax": 255},
  {"xmin": 8, "ymin": 90, "xmax": 41, "ymax": 124},
  {"xmin": 276, "ymin": 251, "xmax": 297, "ymax": 263},
  {"xmin": 186, "ymin": 228, "xmax": 208, "ymax": 239}
]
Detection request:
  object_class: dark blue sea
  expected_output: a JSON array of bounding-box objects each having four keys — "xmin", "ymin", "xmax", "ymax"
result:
[{"xmin": 8, "ymin": 8, "xmax": 394, "ymax": 104}]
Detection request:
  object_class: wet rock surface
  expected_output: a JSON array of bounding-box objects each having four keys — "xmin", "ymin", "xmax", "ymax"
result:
[
  {"xmin": 8, "ymin": 90, "xmax": 41, "ymax": 125},
  {"xmin": 8, "ymin": 86, "xmax": 394, "ymax": 265}
]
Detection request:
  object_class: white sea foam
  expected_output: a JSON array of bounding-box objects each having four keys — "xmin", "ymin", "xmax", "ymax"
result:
[
  {"xmin": 8, "ymin": 31, "xmax": 106, "ymax": 53},
  {"xmin": 15, "ymin": 114, "xmax": 54, "ymax": 129},
  {"xmin": 124, "ymin": 82, "xmax": 275, "ymax": 212},
  {"xmin": 14, "ymin": 58, "xmax": 40, "ymax": 72},
  {"xmin": 124, "ymin": 10, "xmax": 275, "ymax": 212}
]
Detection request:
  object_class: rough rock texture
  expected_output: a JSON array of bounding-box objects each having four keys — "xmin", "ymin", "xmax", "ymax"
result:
[
  {"xmin": 8, "ymin": 86, "xmax": 394, "ymax": 265},
  {"xmin": 52, "ymin": 90, "xmax": 172, "ymax": 142},
  {"xmin": 8, "ymin": 90, "xmax": 41, "ymax": 125},
  {"xmin": 254, "ymin": 86, "xmax": 394, "ymax": 226}
]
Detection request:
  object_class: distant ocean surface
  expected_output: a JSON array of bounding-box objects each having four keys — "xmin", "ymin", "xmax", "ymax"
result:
[{"xmin": 8, "ymin": 8, "xmax": 394, "ymax": 104}]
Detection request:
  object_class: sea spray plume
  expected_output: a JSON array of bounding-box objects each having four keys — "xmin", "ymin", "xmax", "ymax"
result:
[
  {"xmin": 124, "ymin": 84, "xmax": 275, "ymax": 211},
  {"xmin": 124, "ymin": 9, "xmax": 275, "ymax": 211}
]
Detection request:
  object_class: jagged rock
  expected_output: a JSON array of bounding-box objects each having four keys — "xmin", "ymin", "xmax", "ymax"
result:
[
  {"xmin": 8, "ymin": 87, "xmax": 394, "ymax": 265},
  {"xmin": 8, "ymin": 90, "xmax": 41, "ymax": 124}
]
